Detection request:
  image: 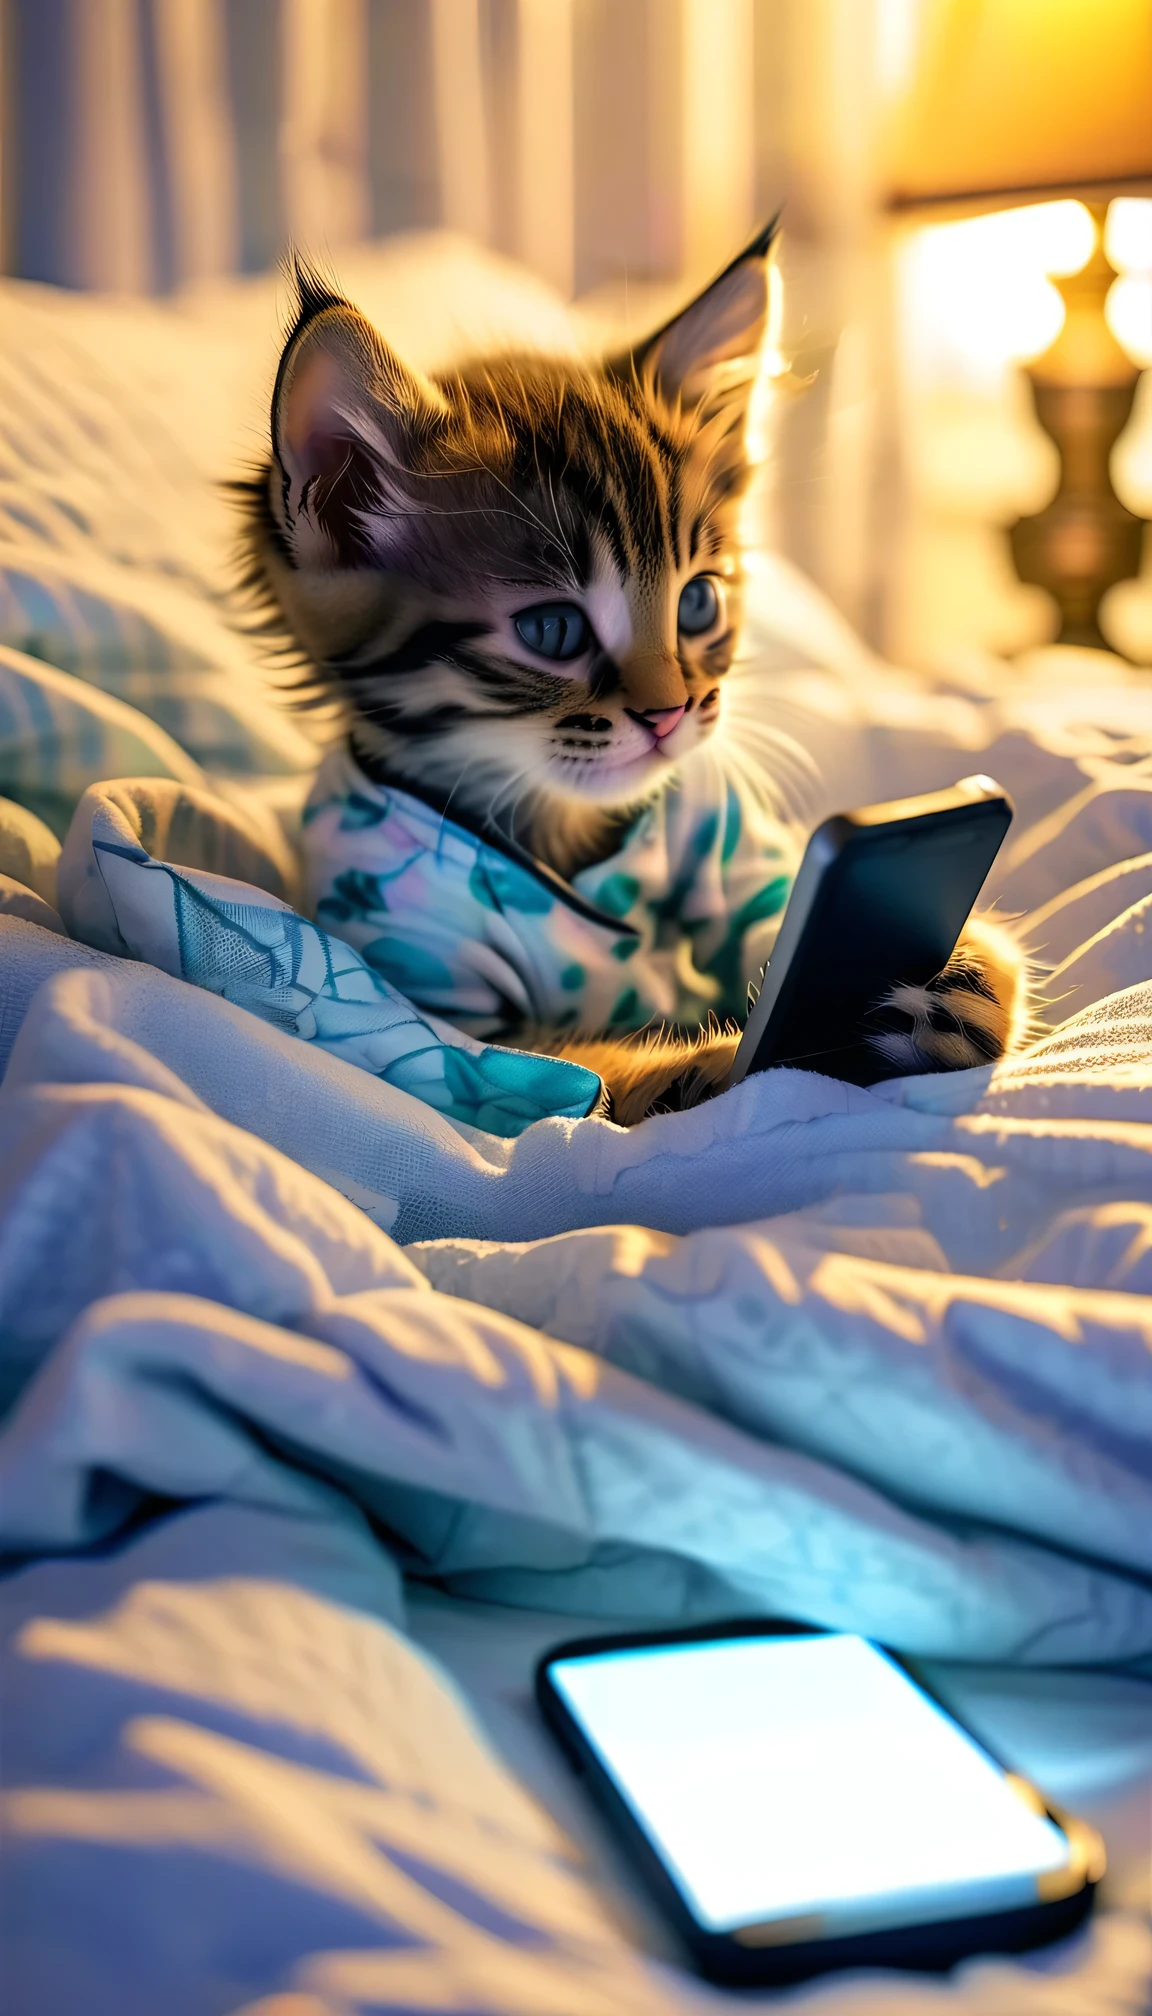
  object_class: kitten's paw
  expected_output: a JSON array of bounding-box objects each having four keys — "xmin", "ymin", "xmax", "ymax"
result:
[
  {"xmin": 868, "ymin": 915, "xmax": 1029, "ymax": 1076},
  {"xmin": 539, "ymin": 1025, "xmax": 740, "ymax": 1125},
  {"xmin": 646, "ymin": 1031, "xmax": 742, "ymax": 1119}
]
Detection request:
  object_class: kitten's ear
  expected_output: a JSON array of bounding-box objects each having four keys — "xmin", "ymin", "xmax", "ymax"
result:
[
  {"xmin": 608, "ymin": 215, "xmax": 780, "ymax": 411},
  {"xmin": 271, "ymin": 263, "xmax": 446, "ymax": 567}
]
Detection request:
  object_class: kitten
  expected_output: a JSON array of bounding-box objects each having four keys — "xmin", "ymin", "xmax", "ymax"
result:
[{"xmin": 239, "ymin": 227, "xmax": 1026, "ymax": 1122}]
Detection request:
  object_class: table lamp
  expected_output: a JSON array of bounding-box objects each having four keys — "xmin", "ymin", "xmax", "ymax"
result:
[{"xmin": 882, "ymin": 0, "xmax": 1152, "ymax": 653}]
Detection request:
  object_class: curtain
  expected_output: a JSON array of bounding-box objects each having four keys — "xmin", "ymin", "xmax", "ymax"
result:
[
  {"xmin": 0, "ymin": 0, "xmax": 892, "ymax": 641},
  {"xmin": 0, "ymin": 0, "xmax": 816, "ymax": 296}
]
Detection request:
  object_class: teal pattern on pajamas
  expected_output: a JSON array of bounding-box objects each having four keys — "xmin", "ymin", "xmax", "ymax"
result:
[{"xmin": 304, "ymin": 744, "xmax": 801, "ymax": 1040}]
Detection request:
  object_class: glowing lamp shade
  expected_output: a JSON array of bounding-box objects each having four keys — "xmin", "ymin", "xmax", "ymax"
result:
[{"xmin": 884, "ymin": 0, "xmax": 1152, "ymax": 208}]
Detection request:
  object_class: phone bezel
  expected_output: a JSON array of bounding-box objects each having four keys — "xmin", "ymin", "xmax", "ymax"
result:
[{"xmin": 535, "ymin": 1616, "xmax": 1102, "ymax": 1987}]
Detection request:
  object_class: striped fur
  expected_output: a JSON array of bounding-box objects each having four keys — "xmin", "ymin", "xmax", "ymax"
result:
[
  {"xmin": 238, "ymin": 229, "xmax": 775, "ymax": 878},
  {"xmin": 239, "ymin": 226, "xmax": 1027, "ymax": 1118}
]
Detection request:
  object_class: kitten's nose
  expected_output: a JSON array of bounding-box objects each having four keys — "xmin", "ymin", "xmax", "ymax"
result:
[{"xmin": 639, "ymin": 704, "xmax": 687, "ymax": 740}]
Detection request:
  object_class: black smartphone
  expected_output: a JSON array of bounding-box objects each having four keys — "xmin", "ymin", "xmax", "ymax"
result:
[
  {"xmin": 536, "ymin": 1620, "xmax": 1101, "ymax": 1989},
  {"xmin": 724, "ymin": 775, "xmax": 1014, "ymax": 1089}
]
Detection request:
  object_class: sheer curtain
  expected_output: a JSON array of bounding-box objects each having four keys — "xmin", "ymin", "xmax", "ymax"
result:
[
  {"xmin": 0, "ymin": 0, "xmax": 784, "ymax": 292},
  {"xmin": 0, "ymin": 0, "xmax": 893, "ymax": 296},
  {"xmin": 0, "ymin": 0, "xmax": 892, "ymax": 639}
]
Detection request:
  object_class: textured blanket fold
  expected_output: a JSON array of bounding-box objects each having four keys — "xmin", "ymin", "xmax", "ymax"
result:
[{"xmin": 5, "ymin": 996, "xmax": 1152, "ymax": 1673}]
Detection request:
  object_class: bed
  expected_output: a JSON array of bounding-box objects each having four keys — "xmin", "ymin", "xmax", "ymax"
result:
[{"xmin": 1, "ymin": 236, "xmax": 1151, "ymax": 2016}]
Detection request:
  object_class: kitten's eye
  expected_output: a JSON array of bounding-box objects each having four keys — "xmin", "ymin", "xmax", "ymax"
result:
[
  {"xmin": 514, "ymin": 603, "xmax": 590, "ymax": 661},
  {"xmin": 678, "ymin": 575, "xmax": 722, "ymax": 636}
]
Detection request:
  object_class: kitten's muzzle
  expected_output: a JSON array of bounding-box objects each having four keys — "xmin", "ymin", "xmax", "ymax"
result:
[{"xmin": 627, "ymin": 704, "xmax": 687, "ymax": 741}]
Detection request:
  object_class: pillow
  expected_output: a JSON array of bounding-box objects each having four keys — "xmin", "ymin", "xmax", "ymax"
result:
[
  {"xmin": 0, "ymin": 642, "xmax": 203, "ymax": 838},
  {"xmin": 0, "ymin": 793, "xmax": 61, "ymax": 905}
]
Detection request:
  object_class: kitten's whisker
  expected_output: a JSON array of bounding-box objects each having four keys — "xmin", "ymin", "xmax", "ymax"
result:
[
  {"xmin": 482, "ymin": 465, "xmax": 582, "ymax": 584},
  {"xmin": 544, "ymin": 467, "xmax": 580, "ymax": 577},
  {"xmin": 484, "ymin": 759, "xmax": 538, "ymax": 835}
]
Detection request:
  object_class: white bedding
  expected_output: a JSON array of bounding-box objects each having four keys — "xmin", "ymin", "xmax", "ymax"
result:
[{"xmin": 2, "ymin": 241, "xmax": 1152, "ymax": 2014}]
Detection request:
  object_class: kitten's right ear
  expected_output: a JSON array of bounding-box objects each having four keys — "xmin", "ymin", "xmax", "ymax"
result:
[
  {"xmin": 607, "ymin": 216, "xmax": 780, "ymax": 412},
  {"xmin": 271, "ymin": 264, "xmax": 446, "ymax": 568}
]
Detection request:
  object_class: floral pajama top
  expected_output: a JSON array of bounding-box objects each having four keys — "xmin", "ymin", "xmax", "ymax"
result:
[{"xmin": 303, "ymin": 744, "xmax": 800, "ymax": 1046}]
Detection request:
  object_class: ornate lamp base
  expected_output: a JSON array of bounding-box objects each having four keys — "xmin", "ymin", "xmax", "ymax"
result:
[
  {"xmin": 1010, "ymin": 379, "xmax": 1143, "ymax": 651},
  {"xmin": 1009, "ymin": 209, "xmax": 1144, "ymax": 656}
]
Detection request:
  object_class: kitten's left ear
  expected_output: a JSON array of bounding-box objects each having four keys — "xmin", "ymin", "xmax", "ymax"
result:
[
  {"xmin": 608, "ymin": 215, "xmax": 780, "ymax": 411},
  {"xmin": 269, "ymin": 258, "xmax": 447, "ymax": 569}
]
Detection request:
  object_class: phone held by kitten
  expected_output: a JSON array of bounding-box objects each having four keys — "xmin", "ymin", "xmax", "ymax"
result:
[{"xmin": 724, "ymin": 776, "xmax": 1014, "ymax": 1090}]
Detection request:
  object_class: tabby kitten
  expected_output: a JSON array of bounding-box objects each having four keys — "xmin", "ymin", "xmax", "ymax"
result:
[{"xmin": 241, "ymin": 226, "xmax": 1025, "ymax": 1121}]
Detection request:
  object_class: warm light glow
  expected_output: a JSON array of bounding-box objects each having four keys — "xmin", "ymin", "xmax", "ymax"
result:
[
  {"xmin": 1105, "ymin": 198, "xmax": 1152, "ymax": 274},
  {"xmin": 745, "ymin": 261, "xmax": 789, "ymax": 469},
  {"xmin": 1105, "ymin": 196, "xmax": 1152, "ymax": 368},
  {"xmin": 680, "ymin": 0, "xmax": 755, "ymax": 278},
  {"xmin": 875, "ymin": 0, "xmax": 926, "ymax": 100},
  {"xmin": 1106, "ymin": 275, "xmax": 1152, "ymax": 367},
  {"xmin": 883, "ymin": 0, "xmax": 1152, "ymax": 204},
  {"xmin": 765, "ymin": 258, "xmax": 786, "ymax": 375},
  {"xmin": 1017, "ymin": 200, "xmax": 1099, "ymax": 278},
  {"xmin": 905, "ymin": 203, "xmax": 1095, "ymax": 376}
]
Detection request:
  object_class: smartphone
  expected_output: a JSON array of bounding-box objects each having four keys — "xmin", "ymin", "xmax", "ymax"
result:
[
  {"xmin": 537, "ymin": 1621, "xmax": 1101, "ymax": 1988},
  {"xmin": 725, "ymin": 775, "xmax": 1014, "ymax": 1090}
]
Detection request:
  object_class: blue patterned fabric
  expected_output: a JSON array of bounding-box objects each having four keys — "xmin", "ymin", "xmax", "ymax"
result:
[
  {"xmin": 58, "ymin": 787, "xmax": 601, "ymax": 1138},
  {"xmin": 304, "ymin": 743, "xmax": 801, "ymax": 1039}
]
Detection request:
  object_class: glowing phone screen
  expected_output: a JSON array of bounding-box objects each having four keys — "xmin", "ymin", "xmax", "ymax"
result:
[{"xmin": 548, "ymin": 1633, "xmax": 1071, "ymax": 1939}]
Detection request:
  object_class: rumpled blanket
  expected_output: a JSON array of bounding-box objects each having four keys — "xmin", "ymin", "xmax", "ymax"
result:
[
  {"xmin": 5, "ymin": 643, "xmax": 1152, "ymax": 2016},
  {"xmin": 3, "ymin": 832, "xmax": 1152, "ymax": 1664}
]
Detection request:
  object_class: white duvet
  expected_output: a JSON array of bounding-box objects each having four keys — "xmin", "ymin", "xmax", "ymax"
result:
[{"xmin": 2, "ymin": 242, "xmax": 1151, "ymax": 2014}]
